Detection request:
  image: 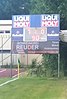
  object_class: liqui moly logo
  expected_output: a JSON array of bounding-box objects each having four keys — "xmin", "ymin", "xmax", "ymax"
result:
[
  {"xmin": 12, "ymin": 15, "xmax": 30, "ymax": 28},
  {"xmin": 42, "ymin": 14, "xmax": 59, "ymax": 27}
]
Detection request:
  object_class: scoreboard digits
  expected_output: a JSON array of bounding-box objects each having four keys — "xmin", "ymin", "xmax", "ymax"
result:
[
  {"xmin": 25, "ymin": 27, "xmax": 47, "ymax": 42},
  {"xmin": 32, "ymin": 35, "xmax": 39, "ymax": 41}
]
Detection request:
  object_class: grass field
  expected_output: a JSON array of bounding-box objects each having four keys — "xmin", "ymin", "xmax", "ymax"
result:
[
  {"xmin": 0, "ymin": 78, "xmax": 12, "ymax": 84},
  {"xmin": 0, "ymin": 77, "xmax": 67, "ymax": 99}
]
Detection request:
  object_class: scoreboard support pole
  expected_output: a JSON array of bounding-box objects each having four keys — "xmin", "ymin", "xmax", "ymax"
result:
[
  {"xmin": 1, "ymin": 36, "xmax": 3, "ymax": 67},
  {"xmin": 18, "ymin": 62, "xmax": 20, "ymax": 78},
  {"xmin": 18, "ymin": 59, "xmax": 20, "ymax": 78},
  {"xmin": 27, "ymin": 53, "xmax": 28, "ymax": 67},
  {"xmin": 10, "ymin": 34, "xmax": 12, "ymax": 78},
  {"xmin": 58, "ymin": 53, "xmax": 60, "ymax": 78}
]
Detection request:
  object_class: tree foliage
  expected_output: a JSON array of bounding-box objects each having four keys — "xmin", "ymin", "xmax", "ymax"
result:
[
  {"xmin": 41, "ymin": 54, "xmax": 58, "ymax": 77},
  {"xmin": 0, "ymin": 0, "xmax": 31, "ymax": 19}
]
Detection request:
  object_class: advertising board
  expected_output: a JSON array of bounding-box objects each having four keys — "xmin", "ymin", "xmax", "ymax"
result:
[
  {"xmin": 12, "ymin": 41, "xmax": 59, "ymax": 54},
  {"xmin": 12, "ymin": 14, "xmax": 60, "ymax": 54}
]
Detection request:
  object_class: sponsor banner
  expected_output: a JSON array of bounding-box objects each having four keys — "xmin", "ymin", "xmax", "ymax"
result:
[
  {"xmin": 12, "ymin": 41, "xmax": 39, "ymax": 54},
  {"xmin": 41, "ymin": 14, "xmax": 60, "ymax": 27},
  {"xmin": 12, "ymin": 15, "xmax": 30, "ymax": 28},
  {"xmin": 12, "ymin": 14, "xmax": 60, "ymax": 28},
  {"xmin": 12, "ymin": 41, "xmax": 59, "ymax": 54},
  {"xmin": 11, "ymin": 28, "xmax": 25, "ymax": 41}
]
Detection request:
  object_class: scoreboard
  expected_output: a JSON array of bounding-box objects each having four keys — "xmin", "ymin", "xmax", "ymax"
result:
[{"xmin": 12, "ymin": 14, "xmax": 60, "ymax": 54}]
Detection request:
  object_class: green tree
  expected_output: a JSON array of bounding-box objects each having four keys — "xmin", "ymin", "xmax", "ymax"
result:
[
  {"xmin": 0, "ymin": 0, "xmax": 31, "ymax": 19},
  {"xmin": 42, "ymin": 54, "xmax": 58, "ymax": 77}
]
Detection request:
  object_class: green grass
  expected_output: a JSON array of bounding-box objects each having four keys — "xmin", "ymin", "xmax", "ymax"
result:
[
  {"xmin": 0, "ymin": 77, "xmax": 67, "ymax": 99},
  {"xmin": 0, "ymin": 78, "xmax": 12, "ymax": 84}
]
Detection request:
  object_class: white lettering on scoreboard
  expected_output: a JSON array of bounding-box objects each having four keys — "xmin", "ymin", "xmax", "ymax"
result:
[
  {"xmin": 42, "ymin": 14, "xmax": 59, "ymax": 27},
  {"xmin": 13, "ymin": 15, "xmax": 30, "ymax": 28},
  {"xmin": 16, "ymin": 44, "xmax": 39, "ymax": 51}
]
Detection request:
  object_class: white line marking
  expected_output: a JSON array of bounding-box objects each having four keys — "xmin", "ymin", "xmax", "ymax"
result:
[
  {"xmin": 0, "ymin": 77, "xmax": 18, "ymax": 87},
  {"xmin": 0, "ymin": 69, "xmax": 6, "ymax": 73},
  {"xmin": 12, "ymin": 72, "xmax": 22, "ymax": 78}
]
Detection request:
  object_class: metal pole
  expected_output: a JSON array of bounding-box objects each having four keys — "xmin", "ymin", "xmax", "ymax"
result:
[
  {"xmin": 58, "ymin": 53, "xmax": 60, "ymax": 78},
  {"xmin": 18, "ymin": 58, "xmax": 20, "ymax": 78},
  {"xmin": 27, "ymin": 42, "xmax": 28, "ymax": 67},
  {"xmin": 27, "ymin": 53, "xmax": 28, "ymax": 66},
  {"xmin": 10, "ymin": 33, "xmax": 12, "ymax": 78},
  {"xmin": 2, "ymin": 36, "xmax": 3, "ymax": 67},
  {"xmin": 10, "ymin": 51, "xmax": 12, "ymax": 77}
]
